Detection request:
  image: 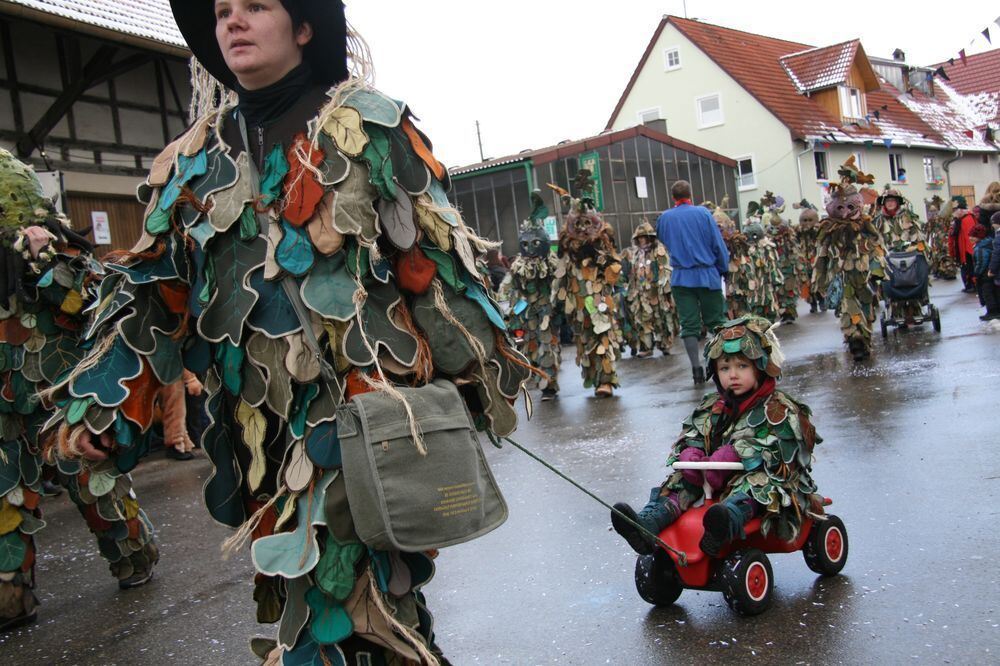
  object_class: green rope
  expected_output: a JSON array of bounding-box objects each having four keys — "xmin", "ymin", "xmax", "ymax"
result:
[{"xmin": 490, "ymin": 433, "xmax": 688, "ymax": 566}]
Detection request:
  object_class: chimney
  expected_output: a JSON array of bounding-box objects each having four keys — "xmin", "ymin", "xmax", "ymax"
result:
[{"xmin": 892, "ymin": 48, "xmax": 906, "ymax": 62}]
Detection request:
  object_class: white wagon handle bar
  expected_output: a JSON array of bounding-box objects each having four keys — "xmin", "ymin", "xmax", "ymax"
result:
[{"xmin": 670, "ymin": 461, "xmax": 746, "ymax": 500}]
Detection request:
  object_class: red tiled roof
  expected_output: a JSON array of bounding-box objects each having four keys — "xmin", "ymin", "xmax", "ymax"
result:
[
  {"xmin": 933, "ymin": 48, "xmax": 1000, "ymax": 96},
  {"xmin": 605, "ymin": 16, "xmax": 996, "ymax": 152},
  {"xmin": 780, "ymin": 41, "xmax": 860, "ymax": 93}
]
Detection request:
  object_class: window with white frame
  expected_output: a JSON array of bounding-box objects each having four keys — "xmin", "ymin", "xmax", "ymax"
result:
[
  {"xmin": 696, "ymin": 93, "xmax": 724, "ymax": 129},
  {"xmin": 664, "ymin": 47, "xmax": 681, "ymax": 71},
  {"xmin": 889, "ymin": 153, "xmax": 906, "ymax": 182},
  {"xmin": 838, "ymin": 85, "xmax": 865, "ymax": 119},
  {"xmin": 736, "ymin": 155, "xmax": 756, "ymax": 190},
  {"xmin": 814, "ymin": 150, "xmax": 829, "ymax": 180},
  {"xmin": 637, "ymin": 107, "xmax": 661, "ymax": 124},
  {"xmin": 923, "ymin": 156, "xmax": 941, "ymax": 182}
]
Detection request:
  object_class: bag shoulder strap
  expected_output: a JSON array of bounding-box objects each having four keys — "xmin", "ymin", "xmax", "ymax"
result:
[{"xmin": 237, "ymin": 113, "xmax": 335, "ymax": 382}]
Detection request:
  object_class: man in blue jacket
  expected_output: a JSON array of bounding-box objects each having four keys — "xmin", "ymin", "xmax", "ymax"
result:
[{"xmin": 656, "ymin": 180, "xmax": 730, "ymax": 383}]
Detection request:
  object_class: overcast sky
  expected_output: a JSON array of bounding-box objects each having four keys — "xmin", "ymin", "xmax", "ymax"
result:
[{"xmin": 344, "ymin": 0, "xmax": 997, "ymax": 169}]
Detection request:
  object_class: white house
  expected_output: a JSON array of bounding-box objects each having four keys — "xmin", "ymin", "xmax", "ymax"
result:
[{"xmin": 606, "ymin": 16, "xmax": 999, "ymax": 218}]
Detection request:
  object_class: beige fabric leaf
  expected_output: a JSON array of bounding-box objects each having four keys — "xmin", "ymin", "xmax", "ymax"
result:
[
  {"xmin": 321, "ymin": 106, "xmax": 369, "ymax": 157},
  {"xmin": 236, "ymin": 399, "xmax": 268, "ymax": 493},
  {"xmin": 306, "ymin": 191, "xmax": 344, "ymax": 255}
]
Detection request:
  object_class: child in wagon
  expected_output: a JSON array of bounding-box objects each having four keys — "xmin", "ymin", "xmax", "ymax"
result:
[{"xmin": 611, "ymin": 317, "xmax": 825, "ymax": 556}]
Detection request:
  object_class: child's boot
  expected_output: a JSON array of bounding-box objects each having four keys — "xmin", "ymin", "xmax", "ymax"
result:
[
  {"xmin": 700, "ymin": 492, "xmax": 757, "ymax": 557},
  {"xmin": 612, "ymin": 488, "xmax": 681, "ymax": 555}
]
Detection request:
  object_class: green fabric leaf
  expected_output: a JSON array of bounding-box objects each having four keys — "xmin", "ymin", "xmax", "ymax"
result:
[
  {"xmin": 361, "ymin": 125, "xmax": 395, "ymax": 200},
  {"xmin": 66, "ymin": 397, "xmax": 94, "ymax": 425},
  {"xmin": 215, "ymin": 342, "xmax": 245, "ymax": 395},
  {"xmin": 145, "ymin": 206, "xmax": 172, "ymax": 235},
  {"xmin": 306, "ymin": 586, "xmax": 353, "ymax": 645},
  {"xmin": 314, "ymin": 534, "xmax": 363, "ymax": 601},
  {"xmin": 0, "ymin": 531, "xmax": 27, "ymax": 570},
  {"xmin": 239, "ymin": 204, "xmax": 259, "ymax": 241}
]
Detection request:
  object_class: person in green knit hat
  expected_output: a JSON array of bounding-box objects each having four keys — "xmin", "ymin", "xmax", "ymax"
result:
[
  {"xmin": 0, "ymin": 149, "xmax": 158, "ymax": 631},
  {"xmin": 611, "ymin": 316, "xmax": 824, "ymax": 557}
]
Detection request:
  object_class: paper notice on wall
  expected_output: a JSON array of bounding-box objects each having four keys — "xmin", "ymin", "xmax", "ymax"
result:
[
  {"xmin": 91, "ymin": 211, "xmax": 112, "ymax": 245},
  {"xmin": 635, "ymin": 177, "xmax": 648, "ymax": 199}
]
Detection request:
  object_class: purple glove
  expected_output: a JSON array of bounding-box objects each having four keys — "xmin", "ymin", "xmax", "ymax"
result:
[
  {"xmin": 705, "ymin": 444, "xmax": 741, "ymax": 491},
  {"xmin": 677, "ymin": 447, "xmax": 706, "ymax": 486}
]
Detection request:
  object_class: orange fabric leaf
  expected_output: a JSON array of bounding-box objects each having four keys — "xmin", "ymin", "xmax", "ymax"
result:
[
  {"xmin": 251, "ymin": 506, "xmax": 278, "ymax": 542},
  {"xmin": 282, "ymin": 133, "xmax": 326, "ymax": 226},
  {"xmin": 344, "ymin": 368, "xmax": 382, "ymax": 400},
  {"xmin": 21, "ymin": 489, "xmax": 39, "ymax": 511},
  {"xmin": 127, "ymin": 517, "xmax": 140, "ymax": 540},
  {"xmin": 158, "ymin": 280, "xmax": 190, "ymax": 315},
  {"xmin": 121, "ymin": 359, "xmax": 161, "ymax": 432},
  {"xmin": 1, "ymin": 372, "xmax": 12, "ymax": 402},
  {"xmin": 19, "ymin": 535, "xmax": 34, "ymax": 572},
  {"xmin": 402, "ymin": 118, "xmax": 446, "ymax": 182},
  {"xmin": 0, "ymin": 318, "xmax": 30, "ymax": 346},
  {"xmin": 83, "ymin": 504, "xmax": 113, "ymax": 532}
]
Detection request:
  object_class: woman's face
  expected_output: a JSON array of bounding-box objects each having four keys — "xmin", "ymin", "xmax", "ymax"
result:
[
  {"xmin": 715, "ymin": 355, "xmax": 760, "ymax": 396},
  {"xmin": 214, "ymin": 0, "xmax": 312, "ymax": 90}
]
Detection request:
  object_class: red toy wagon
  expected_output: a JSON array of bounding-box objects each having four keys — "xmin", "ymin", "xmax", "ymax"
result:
[{"xmin": 633, "ymin": 461, "xmax": 848, "ymax": 616}]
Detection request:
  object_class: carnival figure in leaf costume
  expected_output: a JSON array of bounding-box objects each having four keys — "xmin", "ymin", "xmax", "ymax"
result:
[
  {"xmin": 0, "ymin": 149, "xmax": 159, "ymax": 631},
  {"xmin": 612, "ymin": 317, "xmax": 823, "ymax": 555},
  {"xmin": 44, "ymin": 2, "xmax": 531, "ymax": 663},
  {"xmin": 926, "ymin": 197, "xmax": 958, "ymax": 279},
  {"xmin": 499, "ymin": 193, "xmax": 561, "ymax": 400},
  {"xmin": 620, "ymin": 221, "xmax": 678, "ymax": 357},
  {"xmin": 793, "ymin": 200, "xmax": 824, "ymax": 312},
  {"xmin": 761, "ymin": 193, "xmax": 806, "ymax": 323},
  {"xmin": 742, "ymin": 216, "xmax": 783, "ymax": 323},
  {"xmin": 552, "ymin": 172, "xmax": 623, "ymax": 397},
  {"xmin": 874, "ymin": 188, "xmax": 927, "ymax": 322},
  {"xmin": 811, "ymin": 157, "xmax": 887, "ymax": 360},
  {"xmin": 703, "ymin": 197, "xmax": 736, "ymax": 235},
  {"xmin": 723, "ymin": 228, "xmax": 752, "ymax": 318}
]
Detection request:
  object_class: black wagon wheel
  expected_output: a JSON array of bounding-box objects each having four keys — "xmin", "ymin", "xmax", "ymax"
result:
[
  {"xmin": 803, "ymin": 515, "xmax": 849, "ymax": 576},
  {"xmin": 634, "ymin": 551, "xmax": 683, "ymax": 607},
  {"xmin": 719, "ymin": 548, "xmax": 773, "ymax": 616}
]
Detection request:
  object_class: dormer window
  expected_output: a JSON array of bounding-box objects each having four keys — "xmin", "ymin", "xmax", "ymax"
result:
[
  {"xmin": 838, "ymin": 85, "xmax": 865, "ymax": 120},
  {"xmin": 664, "ymin": 47, "xmax": 681, "ymax": 71}
]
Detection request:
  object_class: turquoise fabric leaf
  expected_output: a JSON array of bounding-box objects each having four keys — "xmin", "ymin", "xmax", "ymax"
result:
[
  {"xmin": 251, "ymin": 472, "xmax": 334, "ymax": 577},
  {"xmin": 301, "ymin": 252, "xmax": 357, "ymax": 322},
  {"xmin": 215, "ymin": 342, "xmax": 245, "ymax": 395},
  {"xmin": 343, "ymin": 88, "xmax": 403, "ymax": 127},
  {"xmin": 69, "ymin": 338, "xmax": 142, "ymax": 407},
  {"xmin": 305, "ymin": 421, "xmax": 341, "ymax": 469},
  {"xmin": 284, "ymin": 632, "xmax": 346, "ymax": 666},
  {"xmin": 247, "ymin": 268, "xmax": 302, "ymax": 337},
  {"xmin": 145, "ymin": 206, "xmax": 172, "ymax": 235},
  {"xmin": 427, "ymin": 180, "xmax": 458, "ymax": 226},
  {"xmin": 277, "ymin": 220, "xmax": 315, "ymax": 277},
  {"xmin": 305, "ymin": 586, "xmax": 353, "ymax": 645},
  {"xmin": 37, "ymin": 268, "xmax": 54, "ymax": 288},
  {"xmin": 260, "ymin": 144, "xmax": 289, "ymax": 207},
  {"xmin": 159, "ymin": 149, "xmax": 209, "ymax": 211},
  {"xmin": 460, "ymin": 272, "xmax": 507, "ymax": 330},
  {"xmin": 290, "ymin": 384, "xmax": 319, "ymax": 441}
]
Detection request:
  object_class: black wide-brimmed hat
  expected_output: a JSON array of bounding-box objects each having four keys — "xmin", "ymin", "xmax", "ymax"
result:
[{"xmin": 169, "ymin": 0, "xmax": 348, "ymax": 89}]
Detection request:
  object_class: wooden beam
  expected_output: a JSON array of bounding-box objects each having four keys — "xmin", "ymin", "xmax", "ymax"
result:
[
  {"xmin": 107, "ymin": 78, "xmax": 123, "ymax": 144},
  {"xmin": 0, "ymin": 79, "xmax": 187, "ymax": 119},
  {"xmin": 15, "ymin": 44, "xmax": 118, "ymax": 157},
  {"xmin": 55, "ymin": 34, "xmax": 77, "ymax": 140},
  {"xmin": 0, "ymin": 129, "xmax": 163, "ymax": 157},
  {"xmin": 88, "ymin": 53, "xmax": 153, "ymax": 88},
  {"xmin": 0, "ymin": 19, "xmax": 24, "ymax": 133},
  {"xmin": 153, "ymin": 59, "xmax": 170, "ymax": 144}
]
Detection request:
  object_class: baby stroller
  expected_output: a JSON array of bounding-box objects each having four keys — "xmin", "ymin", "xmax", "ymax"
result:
[{"xmin": 880, "ymin": 250, "xmax": 940, "ymax": 336}]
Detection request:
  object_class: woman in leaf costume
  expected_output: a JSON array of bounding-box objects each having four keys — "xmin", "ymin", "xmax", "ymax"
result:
[
  {"xmin": 612, "ymin": 317, "xmax": 823, "ymax": 555},
  {"xmin": 498, "ymin": 210, "xmax": 561, "ymax": 401},
  {"xmin": 45, "ymin": 2, "xmax": 530, "ymax": 663},
  {"xmin": 811, "ymin": 157, "xmax": 887, "ymax": 361},
  {"xmin": 793, "ymin": 200, "xmax": 824, "ymax": 312},
  {"xmin": 552, "ymin": 181, "xmax": 623, "ymax": 397},
  {"xmin": 620, "ymin": 221, "xmax": 678, "ymax": 357},
  {"xmin": 761, "ymin": 193, "xmax": 806, "ymax": 323},
  {"xmin": 0, "ymin": 149, "xmax": 158, "ymax": 631}
]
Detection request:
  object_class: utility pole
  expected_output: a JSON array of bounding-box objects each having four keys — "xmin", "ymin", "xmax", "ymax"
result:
[
  {"xmin": 475, "ymin": 120, "xmax": 485, "ymax": 162},
  {"xmin": 682, "ymin": 0, "xmax": 688, "ymax": 18}
]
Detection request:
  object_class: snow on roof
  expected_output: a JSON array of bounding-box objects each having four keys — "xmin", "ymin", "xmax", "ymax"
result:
[
  {"xmin": 2, "ymin": 0, "xmax": 186, "ymax": 50},
  {"xmin": 780, "ymin": 41, "xmax": 858, "ymax": 94}
]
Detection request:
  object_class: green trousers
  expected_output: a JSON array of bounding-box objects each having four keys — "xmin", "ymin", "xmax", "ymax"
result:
[{"xmin": 673, "ymin": 286, "xmax": 726, "ymax": 338}]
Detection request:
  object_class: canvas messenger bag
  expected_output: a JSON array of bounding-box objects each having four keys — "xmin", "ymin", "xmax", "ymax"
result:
[{"xmin": 336, "ymin": 379, "xmax": 508, "ymax": 551}]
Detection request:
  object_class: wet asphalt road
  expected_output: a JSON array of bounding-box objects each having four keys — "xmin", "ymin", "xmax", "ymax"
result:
[{"xmin": 2, "ymin": 280, "xmax": 999, "ymax": 665}]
